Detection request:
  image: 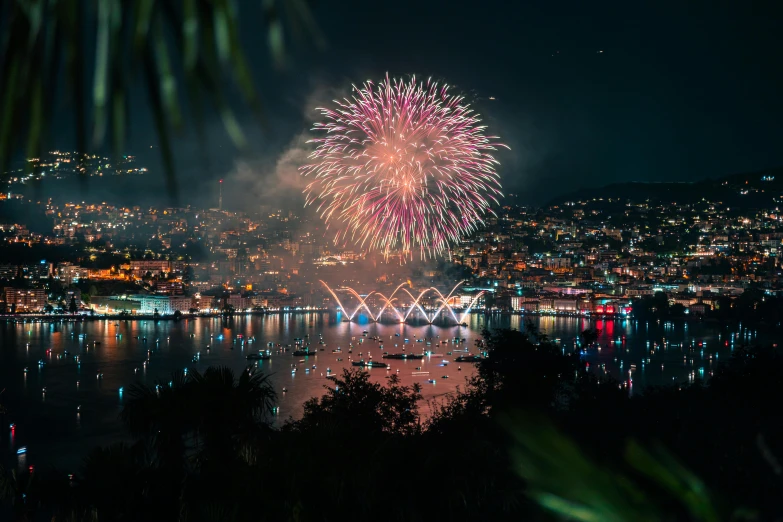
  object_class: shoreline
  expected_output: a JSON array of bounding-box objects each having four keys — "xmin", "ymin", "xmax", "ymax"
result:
[
  {"xmin": 0, "ymin": 310, "xmax": 770, "ymax": 330},
  {"xmin": 0, "ymin": 309, "xmax": 329, "ymax": 323}
]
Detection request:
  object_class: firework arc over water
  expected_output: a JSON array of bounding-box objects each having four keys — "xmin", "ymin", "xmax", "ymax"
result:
[
  {"xmin": 318, "ymin": 281, "xmax": 486, "ymax": 324},
  {"xmin": 301, "ymin": 75, "xmax": 507, "ymax": 259}
]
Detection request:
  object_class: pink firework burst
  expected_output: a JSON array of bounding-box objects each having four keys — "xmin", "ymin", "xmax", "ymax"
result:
[{"xmin": 301, "ymin": 75, "xmax": 506, "ymax": 258}]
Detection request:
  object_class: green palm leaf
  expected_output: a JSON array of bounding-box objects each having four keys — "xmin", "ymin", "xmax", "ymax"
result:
[{"xmin": 0, "ymin": 0, "xmax": 321, "ymax": 198}]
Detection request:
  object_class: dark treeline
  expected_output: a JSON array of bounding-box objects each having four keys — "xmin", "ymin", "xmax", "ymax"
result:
[
  {"xmin": 633, "ymin": 287, "xmax": 783, "ymax": 326},
  {"xmin": 1, "ymin": 327, "xmax": 782, "ymax": 521}
]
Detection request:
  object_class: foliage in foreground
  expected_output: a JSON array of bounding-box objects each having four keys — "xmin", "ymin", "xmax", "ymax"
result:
[
  {"xmin": 1, "ymin": 331, "xmax": 782, "ymax": 521},
  {"xmin": 0, "ymin": 0, "xmax": 322, "ymax": 196}
]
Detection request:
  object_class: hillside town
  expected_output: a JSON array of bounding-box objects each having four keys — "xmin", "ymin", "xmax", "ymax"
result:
[{"xmin": 1, "ymin": 172, "xmax": 783, "ymax": 320}]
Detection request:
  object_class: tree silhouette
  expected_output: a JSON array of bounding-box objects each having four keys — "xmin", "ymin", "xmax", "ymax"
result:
[
  {"xmin": 121, "ymin": 367, "xmax": 276, "ymax": 468},
  {"xmin": 289, "ymin": 369, "xmax": 422, "ymax": 437},
  {"xmin": 580, "ymin": 326, "xmax": 601, "ymax": 346},
  {"xmin": 6, "ymin": 336, "xmax": 783, "ymax": 521}
]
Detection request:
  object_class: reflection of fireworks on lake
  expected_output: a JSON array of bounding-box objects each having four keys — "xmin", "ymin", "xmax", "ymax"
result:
[{"xmin": 301, "ymin": 75, "xmax": 506, "ymax": 259}]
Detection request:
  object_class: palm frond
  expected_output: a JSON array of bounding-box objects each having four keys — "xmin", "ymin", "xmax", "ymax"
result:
[
  {"xmin": 0, "ymin": 0, "xmax": 322, "ymax": 198},
  {"xmin": 502, "ymin": 412, "xmax": 728, "ymax": 522}
]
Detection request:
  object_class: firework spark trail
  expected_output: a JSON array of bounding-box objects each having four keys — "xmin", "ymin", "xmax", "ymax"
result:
[
  {"xmin": 318, "ymin": 281, "xmax": 472, "ymax": 324},
  {"xmin": 301, "ymin": 75, "xmax": 506, "ymax": 258}
]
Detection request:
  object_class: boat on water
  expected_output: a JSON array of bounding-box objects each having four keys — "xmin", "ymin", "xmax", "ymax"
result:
[
  {"xmin": 246, "ymin": 352, "xmax": 271, "ymax": 361},
  {"xmin": 351, "ymin": 360, "xmax": 388, "ymax": 369},
  {"xmin": 292, "ymin": 349, "xmax": 318, "ymax": 356},
  {"xmin": 382, "ymin": 353, "xmax": 424, "ymax": 360},
  {"xmin": 454, "ymin": 355, "xmax": 483, "ymax": 363}
]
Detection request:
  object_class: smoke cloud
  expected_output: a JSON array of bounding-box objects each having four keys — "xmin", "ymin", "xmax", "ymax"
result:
[
  {"xmin": 222, "ymin": 132, "xmax": 312, "ymax": 212},
  {"xmin": 219, "ymin": 79, "xmax": 353, "ymax": 213}
]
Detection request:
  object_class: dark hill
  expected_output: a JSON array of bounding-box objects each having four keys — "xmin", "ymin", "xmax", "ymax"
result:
[{"xmin": 549, "ymin": 167, "xmax": 783, "ymax": 209}]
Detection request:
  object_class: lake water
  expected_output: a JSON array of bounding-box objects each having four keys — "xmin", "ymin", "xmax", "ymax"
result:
[{"xmin": 0, "ymin": 313, "xmax": 762, "ymax": 471}]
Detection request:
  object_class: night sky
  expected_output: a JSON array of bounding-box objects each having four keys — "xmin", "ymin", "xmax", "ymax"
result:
[
  {"xmin": 55, "ymin": 0, "xmax": 783, "ymax": 206},
  {"xmin": 309, "ymin": 0, "xmax": 783, "ymax": 199}
]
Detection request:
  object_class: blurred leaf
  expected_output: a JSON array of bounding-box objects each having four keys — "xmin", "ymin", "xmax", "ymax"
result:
[
  {"xmin": 142, "ymin": 44, "xmax": 177, "ymax": 198},
  {"xmin": 42, "ymin": 1, "xmax": 62, "ymax": 141},
  {"xmin": 109, "ymin": 1, "xmax": 127, "ymax": 161},
  {"xmin": 193, "ymin": 60, "xmax": 247, "ymax": 149},
  {"xmin": 502, "ymin": 412, "xmax": 659, "ymax": 522},
  {"xmin": 0, "ymin": 58, "xmax": 20, "ymax": 172},
  {"xmin": 91, "ymin": 0, "xmax": 113, "ymax": 147},
  {"xmin": 133, "ymin": 0, "xmax": 154, "ymax": 52},
  {"xmin": 223, "ymin": 1, "xmax": 265, "ymax": 121},
  {"xmin": 61, "ymin": 0, "xmax": 88, "ymax": 181},
  {"xmin": 182, "ymin": 0, "xmax": 199, "ymax": 71},
  {"xmin": 154, "ymin": 17, "xmax": 183, "ymax": 130},
  {"xmin": 0, "ymin": 0, "xmax": 325, "ymax": 195},
  {"xmin": 264, "ymin": 0, "xmax": 286, "ymax": 67},
  {"xmin": 503, "ymin": 413, "xmax": 731, "ymax": 522},
  {"xmin": 625, "ymin": 440, "xmax": 720, "ymax": 522},
  {"xmin": 212, "ymin": 0, "xmax": 231, "ymax": 65}
]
